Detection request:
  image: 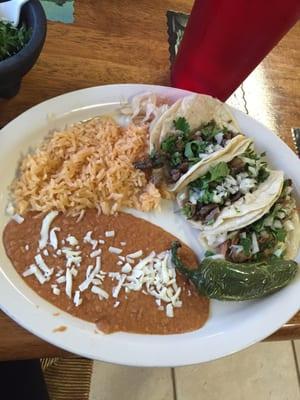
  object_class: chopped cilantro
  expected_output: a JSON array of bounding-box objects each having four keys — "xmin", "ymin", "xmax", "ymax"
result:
[
  {"xmin": 206, "ymin": 218, "xmax": 215, "ymax": 226},
  {"xmin": 200, "ymin": 190, "xmax": 214, "ymax": 204},
  {"xmin": 173, "ymin": 117, "xmax": 190, "ymax": 135},
  {"xmin": 209, "ymin": 162, "xmax": 230, "ymax": 182},
  {"xmin": 204, "ymin": 250, "xmax": 216, "ymax": 257},
  {"xmin": 257, "ymin": 167, "xmax": 270, "ymax": 183},
  {"xmin": 149, "ymin": 150, "xmax": 164, "ymax": 168},
  {"xmin": 240, "ymin": 236, "xmax": 252, "ymax": 255},
  {"xmin": 182, "ymin": 203, "xmax": 194, "ymax": 219},
  {"xmin": 170, "ymin": 152, "xmax": 182, "ymax": 167},
  {"xmin": 0, "ymin": 21, "xmax": 31, "ymax": 61},
  {"xmin": 184, "ymin": 140, "xmax": 207, "ymax": 160},
  {"xmin": 252, "ymin": 218, "xmax": 265, "ymax": 233},
  {"xmin": 272, "ymin": 228, "xmax": 287, "ymax": 242},
  {"xmin": 189, "ymin": 162, "xmax": 229, "ymax": 191},
  {"xmin": 161, "ymin": 135, "xmax": 177, "ymax": 153},
  {"xmin": 199, "ymin": 120, "xmax": 221, "ymax": 139},
  {"xmin": 243, "ymin": 147, "xmax": 260, "ymax": 160}
]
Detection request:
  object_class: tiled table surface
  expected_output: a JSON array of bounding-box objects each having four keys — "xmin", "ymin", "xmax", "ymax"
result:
[{"xmin": 90, "ymin": 341, "xmax": 300, "ymax": 400}]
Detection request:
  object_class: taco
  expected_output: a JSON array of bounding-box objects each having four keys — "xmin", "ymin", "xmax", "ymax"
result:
[
  {"xmin": 177, "ymin": 145, "xmax": 284, "ymax": 231},
  {"xmin": 200, "ymin": 180, "xmax": 300, "ymax": 262},
  {"xmin": 134, "ymin": 94, "xmax": 249, "ymax": 192}
]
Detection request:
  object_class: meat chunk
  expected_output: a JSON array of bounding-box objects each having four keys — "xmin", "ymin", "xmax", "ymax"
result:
[
  {"xmin": 179, "ymin": 162, "xmax": 189, "ymax": 174},
  {"xmin": 228, "ymin": 157, "xmax": 245, "ymax": 175},
  {"xmin": 230, "ymin": 191, "xmax": 242, "ymax": 202},
  {"xmin": 170, "ymin": 169, "xmax": 181, "ymax": 182},
  {"xmin": 228, "ymin": 247, "xmax": 251, "ymax": 263},
  {"xmin": 197, "ymin": 203, "xmax": 216, "ymax": 218},
  {"xmin": 204, "ymin": 206, "xmax": 220, "ymax": 223},
  {"xmin": 196, "ymin": 204, "xmax": 220, "ymax": 223},
  {"xmin": 218, "ymin": 241, "xmax": 229, "ymax": 256}
]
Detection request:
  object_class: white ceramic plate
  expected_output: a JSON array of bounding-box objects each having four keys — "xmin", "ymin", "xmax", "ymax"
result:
[{"xmin": 1, "ymin": 84, "xmax": 300, "ymax": 367}]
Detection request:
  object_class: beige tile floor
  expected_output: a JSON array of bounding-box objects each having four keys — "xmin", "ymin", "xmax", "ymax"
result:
[{"xmin": 90, "ymin": 341, "xmax": 300, "ymax": 400}]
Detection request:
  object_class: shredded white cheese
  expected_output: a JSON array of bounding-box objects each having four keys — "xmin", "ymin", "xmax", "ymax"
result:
[
  {"xmin": 122, "ymin": 251, "xmax": 182, "ymax": 317},
  {"xmin": 91, "ymin": 285, "xmax": 109, "ymax": 300},
  {"xmin": 34, "ymin": 254, "xmax": 53, "ymax": 277},
  {"xmin": 166, "ymin": 303, "xmax": 174, "ymax": 318},
  {"xmin": 12, "ymin": 214, "xmax": 24, "ymax": 224},
  {"xmin": 56, "ymin": 275, "xmax": 66, "ymax": 284},
  {"xmin": 53, "ymin": 287, "xmax": 60, "ymax": 296},
  {"xmin": 112, "ymin": 274, "xmax": 126, "ymax": 298},
  {"xmin": 126, "ymin": 250, "xmax": 143, "ymax": 259},
  {"xmin": 73, "ymin": 290, "xmax": 82, "ymax": 306},
  {"xmin": 39, "ymin": 211, "xmax": 59, "ymax": 249},
  {"xmin": 86, "ymin": 265, "xmax": 94, "ymax": 279},
  {"xmin": 62, "ymin": 247, "xmax": 82, "ymax": 267},
  {"xmin": 22, "ymin": 264, "xmax": 37, "ymax": 277},
  {"xmin": 49, "ymin": 227, "xmax": 60, "ymax": 249},
  {"xmin": 79, "ymin": 257, "xmax": 101, "ymax": 292},
  {"xmin": 83, "ymin": 231, "xmax": 98, "ymax": 249},
  {"xmin": 121, "ymin": 263, "xmax": 132, "ymax": 274},
  {"xmin": 65, "ymin": 268, "xmax": 72, "ymax": 298},
  {"xmin": 105, "ymin": 230, "xmax": 115, "ymax": 238},
  {"xmin": 66, "ymin": 235, "xmax": 78, "ymax": 246},
  {"xmin": 108, "ymin": 246, "xmax": 123, "ymax": 255},
  {"xmin": 90, "ymin": 249, "xmax": 102, "ymax": 258},
  {"xmin": 70, "ymin": 266, "xmax": 78, "ymax": 277},
  {"xmin": 34, "ymin": 267, "xmax": 48, "ymax": 284}
]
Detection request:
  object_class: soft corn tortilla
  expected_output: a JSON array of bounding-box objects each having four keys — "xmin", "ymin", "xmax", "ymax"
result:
[
  {"xmin": 199, "ymin": 208, "xmax": 300, "ymax": 261},
  {"xmin": 149, "ymin": 93, "xmax": 246, "ymax": 192},
  {"xmin": 176, "ymin": 137, "xmax": 253, "ymax": 195},
  {"xmin": 286, "ymin": 211, "xmax": 300, "ymax": 259},
  {"xmin": 191, "ymin": 170, "xmax": 284, "ymax": 233}
]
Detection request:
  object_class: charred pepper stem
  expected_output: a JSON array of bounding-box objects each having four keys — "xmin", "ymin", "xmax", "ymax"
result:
[{"xmin": 170, "ymin": 241, "xmax": 192, "ymax": 276}]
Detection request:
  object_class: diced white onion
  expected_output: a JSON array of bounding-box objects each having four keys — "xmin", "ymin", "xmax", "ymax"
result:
[{"xmin": 251, "ymin": 232, "xmax": 260, "ymax": 254}]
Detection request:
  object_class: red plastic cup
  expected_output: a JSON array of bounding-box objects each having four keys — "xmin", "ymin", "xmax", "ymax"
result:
[{"xmin": 171, "ymin": 0, "xmax": 300, "ymax": 101}]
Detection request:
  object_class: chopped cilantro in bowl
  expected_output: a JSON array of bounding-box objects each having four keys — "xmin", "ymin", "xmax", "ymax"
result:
[{"xmin": 0, "ymin": 21, "xmax": 32, "ymax": 62}]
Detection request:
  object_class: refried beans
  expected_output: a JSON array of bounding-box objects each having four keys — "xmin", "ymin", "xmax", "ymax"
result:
[{"xmin": 3, "ymin": 210, "xmax": 209, "ymax": 334}]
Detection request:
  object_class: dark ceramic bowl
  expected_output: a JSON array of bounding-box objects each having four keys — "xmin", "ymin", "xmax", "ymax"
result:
[{"xmin": 0, "ymin": 0, "xmax": 47, "ymax": 98}]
